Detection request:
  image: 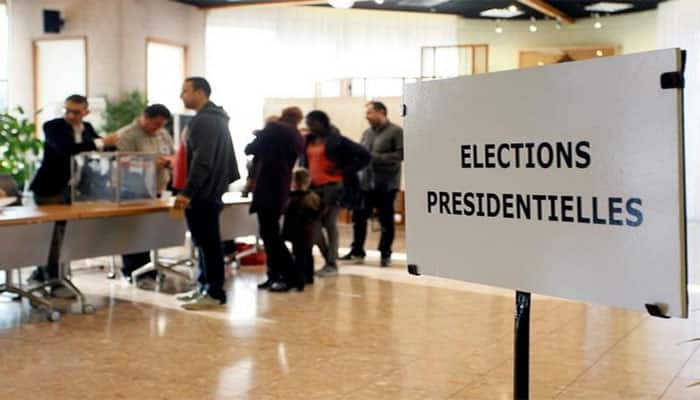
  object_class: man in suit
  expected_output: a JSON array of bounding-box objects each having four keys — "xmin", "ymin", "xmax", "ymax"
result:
[{"xmin": 28, "ymin": 95, "xmax": 120, "ymax": 296}]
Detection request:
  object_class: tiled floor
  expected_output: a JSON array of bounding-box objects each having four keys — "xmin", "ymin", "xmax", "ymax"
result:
[{"xmin": 1, "ymin": 225, "xmax": 700, "ymax": 399}]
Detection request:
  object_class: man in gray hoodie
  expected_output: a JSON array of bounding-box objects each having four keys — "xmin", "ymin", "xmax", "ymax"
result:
[{"xmin": 174, "ymin": 77, "xmax": 240, "ymax": 310}]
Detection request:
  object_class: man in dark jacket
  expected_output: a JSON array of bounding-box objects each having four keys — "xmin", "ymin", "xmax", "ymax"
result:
[
  {"xmin": 28, "ymin": 95, "xmax": 120, "ymax": 296},
  {"xmin": 245, "ymin": 107, "xmax": 304, "ymax": 292},
  {"xmin": 340, "ymin": 101, "xmax": 403, "ymax": 267},
  {"xmin": 174, "ymin": 77, "xmax": 240, "ymax": 310}
]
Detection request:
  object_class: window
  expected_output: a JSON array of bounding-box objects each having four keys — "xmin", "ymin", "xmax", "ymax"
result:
[
  {"xmin": 146, "ymin": 40, "xmax": 186, "ymax": 114},
  {"xmin": 34, "ymin": 37, "xmax": 87, "ymax": 132},
  {"xmin": 421, "ymin": 45, "xmax": 489, "ymax": 79},
  {"xmin": 0, "ymin": 3, "xmax": 8, "ymax": 112}
]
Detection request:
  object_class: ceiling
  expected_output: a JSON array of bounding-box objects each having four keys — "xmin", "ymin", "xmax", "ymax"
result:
[{"xmin": 172, "ymin": 0, "xmax": 666, "ymax": 20}]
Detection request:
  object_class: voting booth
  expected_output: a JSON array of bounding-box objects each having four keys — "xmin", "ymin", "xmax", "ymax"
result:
[{"xmin": 403, "ymin": 48, "xmax": 687, "ymax": 399}]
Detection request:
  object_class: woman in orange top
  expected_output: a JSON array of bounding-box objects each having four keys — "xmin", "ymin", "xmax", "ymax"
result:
[{"xmin": 301, "ymin": 111, "xmax": 370, "ymax": 277}]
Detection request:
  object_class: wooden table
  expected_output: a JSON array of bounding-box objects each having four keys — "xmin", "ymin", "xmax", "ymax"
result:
[{"xmin": 0, "ymin": 196, "xmax": 256, "ymax": 321}]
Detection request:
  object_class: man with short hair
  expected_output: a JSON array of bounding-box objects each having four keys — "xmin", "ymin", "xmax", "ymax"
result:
[
  {"xmin": 116, "ymin": 104, "xmax": 175, "ymax": 286},
  {"xmin": 340, "ymin": 101, "xmax": 403, "ymax": 267},
  {"xmin": 29, "ymin": 95, "xmax": 120, "ymax": 296},
  {"xmin": 174, "ymin": 77, "xmax": 240, "ymax": 310},
  {"xmin": 117, "ymin": 104, "xmax": 174, "ymax": 193}
]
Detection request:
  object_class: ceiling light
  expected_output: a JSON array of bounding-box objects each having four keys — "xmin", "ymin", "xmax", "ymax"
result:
[
  {"xmin": 529, "ymin": 17, "xmax": 537, "ymax": 33},
  {"xmin": 328, "ymin": 0, "xmax": 354, "ymax": 8},
  {"xmin": 508, "ymin": 4, "xmax": 518, "ymax": 12},
  {"xmin": 596, "ymin": 50, "xmax": 603, "ymax": 57},
  {"xmin": 480, "ymin": 7, "xmax": 524, "ymax": 18},
  {"xmin": 374, "ymin": 0, "xmax": 384, "ymax": 4},
  {"xmin": 495, "ymin": 26, "xmax": 503, "ymax": 34},
  {"xmin": 555, "ymin": 21, "xmax": 562, "ymax": 30},
  {"xmin": 593, "ymin": 13, "xmax": 603, "ymax": 29},
  {"xmin": 585, "ymin": 2, "xmax": 633, "ymax": 13}
]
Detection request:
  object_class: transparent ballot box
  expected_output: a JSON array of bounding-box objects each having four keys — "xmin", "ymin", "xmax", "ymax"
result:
[{"xmin": 71, "ymin": 152, "xmax": 158, "ymax": 203}]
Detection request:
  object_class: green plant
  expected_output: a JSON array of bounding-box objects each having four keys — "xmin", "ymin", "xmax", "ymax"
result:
[
  {"xmin": 0, "ymin": 107, "xmax": 43, "ymax": 188},
  {"xmin": 101, "ymin": 91, "xmax": 147, "ymax": 133}
]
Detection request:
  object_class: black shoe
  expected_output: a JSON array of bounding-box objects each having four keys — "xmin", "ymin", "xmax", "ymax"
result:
[
  {"xmin": 380, "ymin": 257, "xmax": 391, "ymax": 267},
  {"xmin": 257, "ymin": 279, "xmax": 275, "ymax": 290},
  {"xmin": 269, "ymin": 281, "xmax": 291, "ymax": 292},
  {"xmin": 27, "ymin": 268, "xmax": 46, "ymax": 285},
  {"xmin": 339, "ymin": 251, "xmax": 365, "ymax": 262},
  {"xmin": 270, "ymin": 281, "xmax": 304, "ymax": 292}
]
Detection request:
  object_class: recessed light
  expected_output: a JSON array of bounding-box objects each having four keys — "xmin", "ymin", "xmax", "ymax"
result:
[
  {"xmin": 596, "ymin": 50, "xmax": 604, "ymax": 57},
  {"xmin": 480, "ymin": 7, "xmax": 524, "ymax": 19},
  {"xmin": 585, "ymin": 2, "xmax": 634, "ymax": 13}
]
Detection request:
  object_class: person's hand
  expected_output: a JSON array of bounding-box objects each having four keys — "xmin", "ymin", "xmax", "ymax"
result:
[
  {"xmin": 0, "ymin": 188, "xmax": 6, "ymax": 198},
  {"xmin": 103, "ymin": 133, "xmax": 121, "ymax": 147},
  {"xmin": 174, "ymin": 194, "xmax": 191, "ymax": 210},
  {"xmin": 157, "ymin": 155, "xmax": 174, "ymax": 169}
]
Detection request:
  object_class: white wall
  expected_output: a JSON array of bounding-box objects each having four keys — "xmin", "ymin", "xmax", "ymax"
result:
[
  {"xmin": 657, "ymin": 0, "xmax": 700, "ymax": 220},
  {"xmin": 120, "ymin": 0, "xmax": 205, "ymax": 94},
  {"xmin": 7, "ymin": 0, "xmax": 122, "ymax": 112},
  {"xmin": 6, "ymin": 0, "xmax": 205, "ymax": 115},
  {"xmin": 459, "ymin": 10, "xmax": 658, "ymax": 72},
  {"xmin": 206, "ymin": 5, "xmax": 458, "ymax": 174}
]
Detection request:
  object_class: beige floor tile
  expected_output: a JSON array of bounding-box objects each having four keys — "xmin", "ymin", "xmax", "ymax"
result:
[{"xmin": 0, "ymin": 227, "xmax": 696, "ymax": 399}]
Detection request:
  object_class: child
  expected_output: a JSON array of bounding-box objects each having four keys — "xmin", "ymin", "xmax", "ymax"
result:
[{"xmin": 283, "ymin": 168, "xmax": 323, "ymax": 288}]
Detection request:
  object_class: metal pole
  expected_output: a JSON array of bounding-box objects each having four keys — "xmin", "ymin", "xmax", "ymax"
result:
[{"xmin": 514, "ymin": 290, "xmax": 531, "ymax": 400}]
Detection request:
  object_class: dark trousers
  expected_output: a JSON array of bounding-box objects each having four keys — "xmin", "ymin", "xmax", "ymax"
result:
[
  {"xmin": 33, "ymin": 190, "xmax": 70, "ymax": 282},
  {"xmin": 185, "ymin": 200, "xmax": 226, "ymax": 302},
  {"xmin": 292, "ymin": 240, "xmax": 314, "ymax": 285},
  {"xmin": 350, "ymin": 190, "xmax": 397, "ymax": 258},
  {"xmin": 121, "ymin": 252, "xmax": 155, "ymax": 280},
  {"xmin": 257, "ymin": 210, "xmax": 294, "ymax": 283},
  {"xmin": 312, "ymin": 182, "xmax": 342, "ymax": 267}
]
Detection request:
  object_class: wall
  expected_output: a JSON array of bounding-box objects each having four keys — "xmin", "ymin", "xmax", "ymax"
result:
[
  {"xmin": 120, "ymin": 0, "xmax": 205, "ymax": 94},
  {"xmin": 6, "ymin": 0, "xmax": 205, "ymax": 115},
  {"xmin": 657, "ymin": 0, "xmax": 700, "ymax": 221},
  {"xmin": 7, "ymin": 0, "xmax": 122, "ymax": 113},
  {"xmin": 459, "ymin": 10, "xmax": 658, "ymax": 72}
]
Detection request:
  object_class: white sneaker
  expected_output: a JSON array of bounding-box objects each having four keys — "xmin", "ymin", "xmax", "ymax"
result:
[
  {"xmin": 176, "ymin": 290, "xmax": 203, "ymax": 302},
  {"xmin": 181, "ymin": 294, "xmax": 226, "ymax": 311}
]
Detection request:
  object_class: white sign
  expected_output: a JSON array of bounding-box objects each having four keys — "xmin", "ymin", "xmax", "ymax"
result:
[{"xmin": 404, "ymin": 49, "xmax": 688, "ymax": 317}]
